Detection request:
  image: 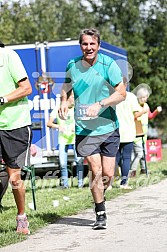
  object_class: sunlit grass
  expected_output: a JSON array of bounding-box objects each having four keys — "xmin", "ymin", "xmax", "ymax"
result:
[{"xmin": 0, "ymin": 149, "xmax": 167, "ymax": 247}]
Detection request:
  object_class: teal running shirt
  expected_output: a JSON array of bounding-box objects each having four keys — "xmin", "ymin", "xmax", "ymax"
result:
[{"xmin": 65, "ymin": 53, "xmax": 123, "ymax": 136}]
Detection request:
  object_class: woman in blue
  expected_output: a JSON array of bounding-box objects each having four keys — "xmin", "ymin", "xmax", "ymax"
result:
[{"xmin": 59, "ymin": 28, "xmax": 126, "ymax": 229}]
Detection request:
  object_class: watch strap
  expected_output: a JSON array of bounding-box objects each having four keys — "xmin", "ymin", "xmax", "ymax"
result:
[
  {"xmin": 0, "ymin": 97, "xmax": 8, "ymax": 105},
  {"xmin": 99, "ymin": 100, "xmax": 105, "ymax": 108}
]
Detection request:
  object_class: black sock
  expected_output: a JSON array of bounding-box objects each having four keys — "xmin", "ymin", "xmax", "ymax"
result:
[{"xmin": 95, "ymin": 201, "xmax": 105, "ymax": 213}]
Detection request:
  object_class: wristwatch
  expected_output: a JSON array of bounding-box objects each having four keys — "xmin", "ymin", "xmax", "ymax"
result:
[
  {"xmin": 0, "ymin": 97, "xmax": 8, "ymax": 105},
  {"xmin": 99, "ymin": 100, "xmax": 105, "ymax": 108}
]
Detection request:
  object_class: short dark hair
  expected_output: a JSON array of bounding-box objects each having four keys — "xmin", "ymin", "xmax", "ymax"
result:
[{"xmin": 79, "ymin": 28, "xmax": 100, "ymax": 45}]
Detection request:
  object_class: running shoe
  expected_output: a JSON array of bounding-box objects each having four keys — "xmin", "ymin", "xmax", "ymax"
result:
[
  {"xmin": 93, "ymin": 211, "xmax": 107, "ymax": 230},
  {"xmin": 16, "ymin": 215, "xmax": 30, "ymax": 235},
  {"xmin": 120, "ymin": 184, "xmax": 133, "ymax": 190}
]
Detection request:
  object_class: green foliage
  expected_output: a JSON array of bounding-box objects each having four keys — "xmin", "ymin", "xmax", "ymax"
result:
[
  {"xmin": 87, "ymin": 0, "xmax": 167, "ymax": 127},
  {"xmin": 0, "ymin": 0, "xmax": 166, "ymax": 128}
]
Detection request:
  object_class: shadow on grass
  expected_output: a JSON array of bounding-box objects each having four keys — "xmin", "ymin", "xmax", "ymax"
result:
[
  {"xmin": 29, "ymin": 212, "xmax": 61, "ymax": 224},
  {"xmin": 0, "ymin": 205, "xmax": 15, "ymax": 212},
  {"xmin": 161, "ymin": 170, "xmax": 167, "ymax": 176},
  {"xmin": 29, "ymin": 212, "xmax": 94, "ymax": 227}
]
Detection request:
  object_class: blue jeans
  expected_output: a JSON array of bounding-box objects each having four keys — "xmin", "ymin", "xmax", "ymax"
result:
[
  {"xmin": 59, "ymin": 144, "xmax": 84, "ymax": 188},
  {"xmin": 116, "ymin": 142, "xmax": 133, "ymax": 185}
]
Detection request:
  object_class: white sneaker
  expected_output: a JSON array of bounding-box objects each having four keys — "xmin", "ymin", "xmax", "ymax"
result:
[
  {"xmin": 120, "ymin": 184, "xmax": 133, "ymax": 190},
  {"xmin": 107, "ymin": 185, "xmax": 112, "ymax": 191}
]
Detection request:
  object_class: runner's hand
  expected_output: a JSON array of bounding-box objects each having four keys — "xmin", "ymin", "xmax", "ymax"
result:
[
  {"xmin": 58, "ymin": 101, "xmax": 68, "ymax": 120},
  {"xmin": 86, "ymin": 102, "xmax": 101, "ymax": 118}
]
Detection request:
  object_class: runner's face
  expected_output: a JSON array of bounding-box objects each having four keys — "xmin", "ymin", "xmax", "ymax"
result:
[{"xmin": 80, "ymin": 35, "xmax": 100, "ymax": 65}]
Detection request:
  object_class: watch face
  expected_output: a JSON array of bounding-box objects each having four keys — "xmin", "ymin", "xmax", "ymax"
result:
[{"xmin": 0, "ymin": 97, "xmax": 4, "ymax": 105}]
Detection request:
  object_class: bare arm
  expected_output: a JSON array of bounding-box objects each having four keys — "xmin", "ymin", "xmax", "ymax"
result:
[
  {"xmin": 134, "ymin": 109, "xmax": 148, "ymax": 120},
  {"xmin": 4, "ymin": 78, "xmax": 32, "ymax": 102},
  {"xmin": 100, "ymin": 81, "xmax": 126, "ymax": 107},
  {"xmin": 47, "ymin": 117, "xmax": 59, "ymax": 129},
  {"xmin": 86, "ymin": 81, "xmax": 126, "ymax": 118},
  {"xmin": 47, "ymin": 115, "xmax": 67, "ymax": 133},
  {"xmin": 148, "ymin": 108, "xmax": 160, "ymax": 120},
  {"xmin": 58, "ymin": 83, "xmax": 72, "ymax": 119}
]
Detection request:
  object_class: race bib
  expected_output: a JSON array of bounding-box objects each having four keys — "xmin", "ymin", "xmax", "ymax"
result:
[{"xmin": 76, "ymin": 104, "xmax": 95, "ymax": 120}]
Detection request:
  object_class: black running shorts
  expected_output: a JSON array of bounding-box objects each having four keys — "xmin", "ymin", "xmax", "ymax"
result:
[
  {"xmin": 76, "ymin": 128, "xmax": 120, "ymax": 157},
  {"xmin": 0, "ymin": 126, "xmax": 32, "ymax": 169}
]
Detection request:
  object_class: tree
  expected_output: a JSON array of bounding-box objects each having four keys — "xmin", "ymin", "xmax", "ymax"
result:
[
  {"xmin": 86, "ymin": 0, "xmax": 167, "ymax": 125},
  {"xmin": 0, "ymin": 0, "xmax": 166, "ymax": 128},
  {"xmin": 142, "ymin": 1, "xmax": 167, "ymax": 125}
]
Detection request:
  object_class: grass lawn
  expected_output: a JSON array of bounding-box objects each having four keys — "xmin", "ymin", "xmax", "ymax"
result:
[{"xmin": 0, "ymin": 148, "xmax": 167, "ymax": 248}]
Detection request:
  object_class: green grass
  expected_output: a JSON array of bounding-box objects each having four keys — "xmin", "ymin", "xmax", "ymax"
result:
[{"xmin": 0, "ymin": 148, "xmax": 167, "ymax": 248}]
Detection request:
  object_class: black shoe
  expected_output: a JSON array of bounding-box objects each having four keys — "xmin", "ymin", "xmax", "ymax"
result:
[
  {"xmin": 140, "ymin": 169, "xmax": 147, "ymax": 175},
  {"xmin": 93, "ymin": 211, "xmax": 107, "ymax": 230}
]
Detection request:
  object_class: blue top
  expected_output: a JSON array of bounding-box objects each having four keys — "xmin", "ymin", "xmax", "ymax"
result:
[{"xmin": 65, "ymin": 53, "xmax": 123, "ymax": 136}]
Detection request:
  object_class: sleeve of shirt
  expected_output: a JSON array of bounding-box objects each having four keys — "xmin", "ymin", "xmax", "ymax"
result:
[
  {"xmin": 65, "ymin": 66, "xmax": 71, "ymax": 84},
  {"xmin": 131, "ymin": 93, "xmax": 140, "ymax": 112},
  {"xmin": 148, "ymin": 109, "xmax": 158, "ymax": 119},
  {"xmin": 108, "ymin": 60, "xmax": 123, "ymax": 86},
  {"xmin": 8, "ymin": 50, "xmax": 28, "ymax": 83}
]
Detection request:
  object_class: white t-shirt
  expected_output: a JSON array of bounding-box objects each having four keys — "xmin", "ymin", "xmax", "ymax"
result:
[{"xmin": 116, "ymin": 92, "xmax": 140, "ymax": 142}]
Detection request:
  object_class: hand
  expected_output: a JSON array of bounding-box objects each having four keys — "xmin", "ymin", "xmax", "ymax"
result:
[
  {"xmin": 71, "ymin": 126, "xmax": 75, "ymax": 132},
  {"xmin": 58, "ymin": 101, "xmax": 68, "ymax": 120},
  {"xmin": 86, "ymin": 102, "xmax": 101, "ymax": 118},
  {"xmin": 157, "ymin": 106, "xmax": 162, "ymax": 113},
  {"xmin": 143, "ymin": 107, "xmax": 149, "ymax": 114},
  {"xmin": 59, "ymin": 125, "xmax": 66, "ymax": 132},
  {"xmin": 30, "ymin": 144, "xmax": 37, "ymax": 157}
]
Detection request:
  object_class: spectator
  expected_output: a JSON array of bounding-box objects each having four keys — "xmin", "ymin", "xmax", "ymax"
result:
[
  {"xmin": 0, "ymin": 41, "xmax": 32, "ymax": 234},
  {"xmin": 47, "ymin": 92, "xmax": 84, "ymax": 188},
  {"xmin": 59, "ymin": 28, "xmax": 126, "ymax": 229},
  {"xmin": 116, "ymin": 78, "xmax": 146, "ymax": 189},
  {"xmin": 130, "ymin": 84, "xmax": 162, "ymax": 177}
]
